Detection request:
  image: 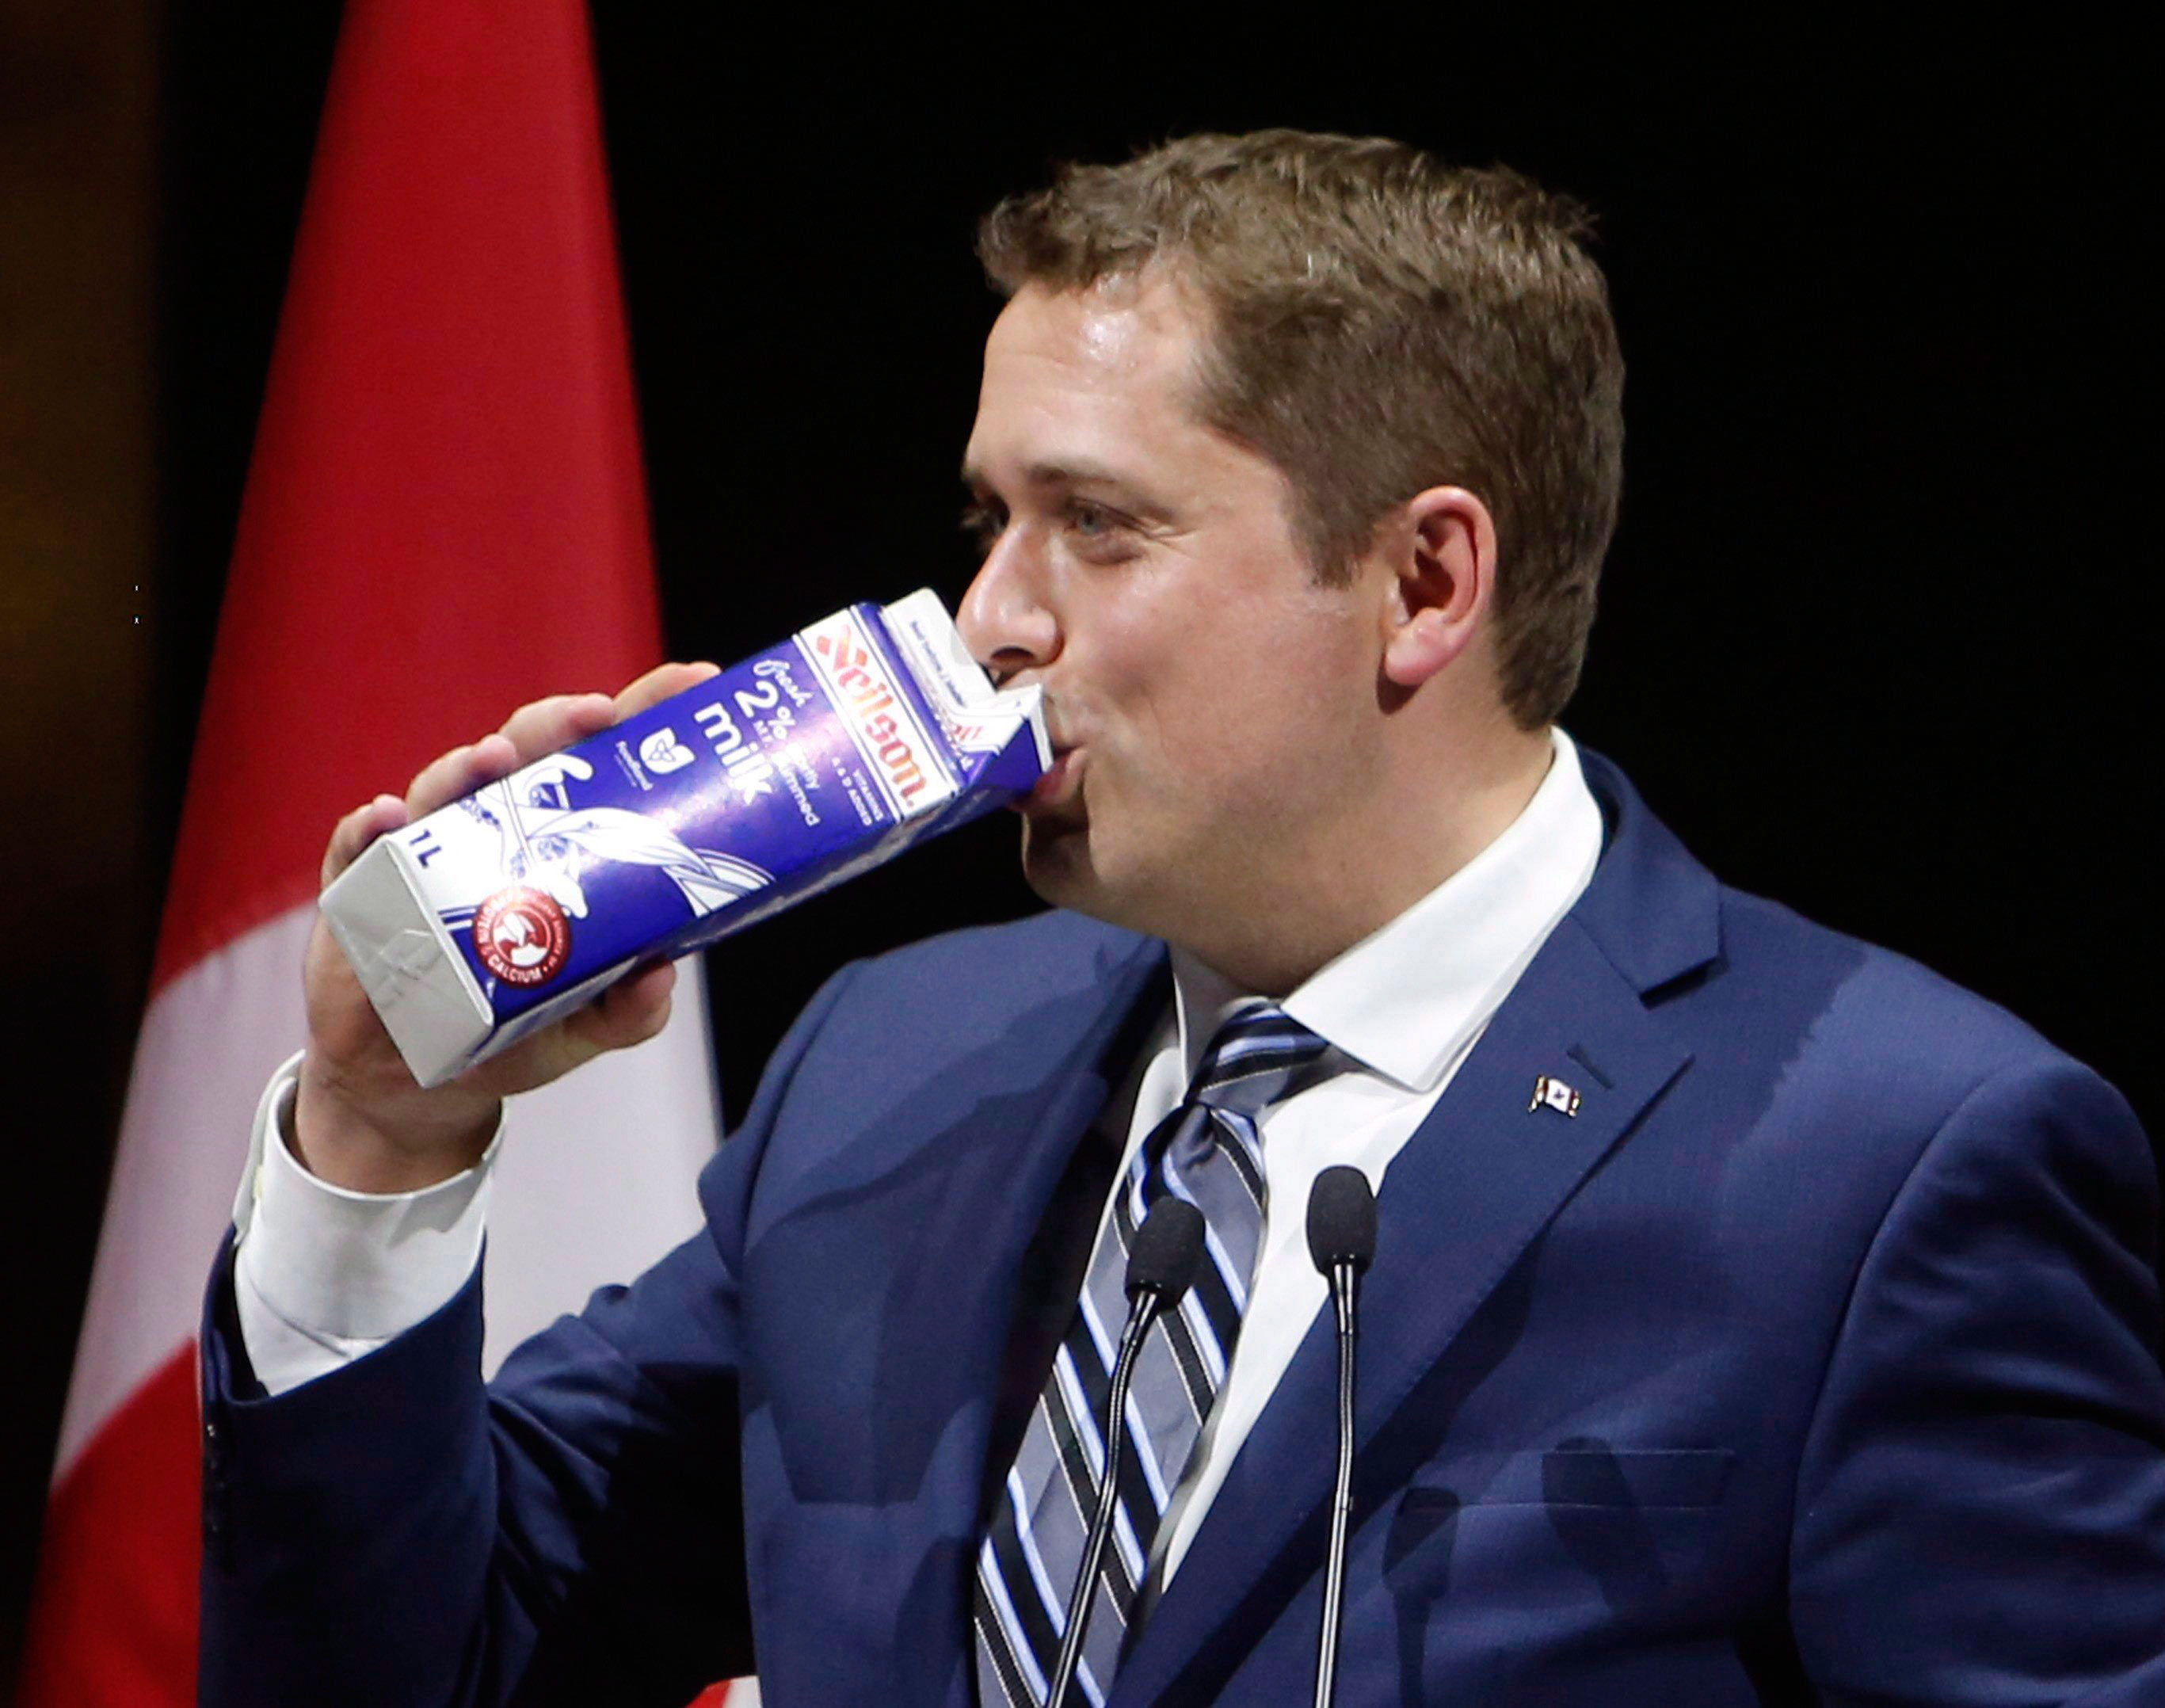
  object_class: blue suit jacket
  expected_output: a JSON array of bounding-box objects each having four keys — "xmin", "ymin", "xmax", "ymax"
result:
[{"xmin": 199, "ymin": 753, "xmax": 2165, "ymax": 1705}]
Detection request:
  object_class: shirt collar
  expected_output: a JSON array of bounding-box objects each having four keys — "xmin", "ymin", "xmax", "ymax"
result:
[{"xmin": 1171, "ymin": 728, "xmax": 1603, "ymax": 1094}]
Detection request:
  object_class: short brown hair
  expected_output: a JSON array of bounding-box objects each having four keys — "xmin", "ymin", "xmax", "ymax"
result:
[{"xmin": 977, "ymin": 130, "xmax": 1624, "ymax": 729}]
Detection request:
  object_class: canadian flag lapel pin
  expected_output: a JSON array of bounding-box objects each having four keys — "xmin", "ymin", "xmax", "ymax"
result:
[{"xmin": 1529, "ymin": 1076, "xmax": 1582, "ymax": 1118}]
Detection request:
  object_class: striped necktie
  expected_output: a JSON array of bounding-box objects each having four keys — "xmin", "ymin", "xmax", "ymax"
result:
[{"xmin": 974, "ymin": 1002, "xmax": 1333, "ymax": 1707}]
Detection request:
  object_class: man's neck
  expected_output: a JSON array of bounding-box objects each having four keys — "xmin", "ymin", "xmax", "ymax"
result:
[{"xmin": 1178, "ymin": 723, "xmax": 1557, "ymax": 997}]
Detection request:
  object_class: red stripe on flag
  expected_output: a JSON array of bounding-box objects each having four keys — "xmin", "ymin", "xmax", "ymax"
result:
[
  {"xmin": 148, "ymin": 0, "xmax": 662, "ymax": 998},
  {"xmin": 25, "ymin": 2, "xmax": 704, "ymax": 1702},
  {"xmin": 15, "ymin": 1348, "xmax": 200, "ymax": 1703}
]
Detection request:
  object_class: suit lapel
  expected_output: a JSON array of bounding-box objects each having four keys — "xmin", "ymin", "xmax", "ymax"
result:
[
  {"xmin": 1109, "ymin": 752, "xmax": 1709, "ymax": 1705},
  {"xmin": 951, "ymin": 927, "xmax": 1173, "ymax": 1397},
  {"xmin": 910, "ymin": 932, "xmax": 1172, "ymax": 1672}
]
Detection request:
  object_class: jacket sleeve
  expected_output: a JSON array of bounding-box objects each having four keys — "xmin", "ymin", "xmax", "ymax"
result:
[
  {"xmin": 1789, "ymin": 1054, "xmax": 2165, "ymax": 1702},
  {"xmin": 198, "ymin": 960, "xmax": 861, "ymax": 1707}
]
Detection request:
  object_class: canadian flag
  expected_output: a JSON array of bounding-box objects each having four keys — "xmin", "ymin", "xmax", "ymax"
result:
[{"xmin": 16, "ymin": 4, "xmax": 748, "ymax": 1703}]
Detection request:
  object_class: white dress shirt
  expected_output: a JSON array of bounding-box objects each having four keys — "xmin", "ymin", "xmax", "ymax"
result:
[{"xmin": 234, "ymin": 726, "xmax": 1602, "ymax": 1584}]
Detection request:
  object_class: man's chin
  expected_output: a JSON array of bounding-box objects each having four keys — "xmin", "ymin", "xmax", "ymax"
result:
[
  {"xmin": 1019, "ymin": 823, "xmax": 1176, "ymax": 947},
  {"xmin": 1018, "ymin": 813, "xmax": 1103, "ymax": 913}
]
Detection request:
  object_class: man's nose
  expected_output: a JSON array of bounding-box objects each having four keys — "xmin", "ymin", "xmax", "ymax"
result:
[{"xmin": 956, "ymin": 532, "xmax": 1059, "ymax": 686}]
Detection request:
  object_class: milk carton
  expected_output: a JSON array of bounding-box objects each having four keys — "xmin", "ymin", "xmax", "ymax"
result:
[{"xmin": 322, "ymin": 589, "xmax": 1046, "ymax": 1087}]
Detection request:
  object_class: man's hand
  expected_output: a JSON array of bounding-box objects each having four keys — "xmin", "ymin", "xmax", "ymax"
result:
[{"xmin": 292, "ymin": 661, "xmax": 720, "ymax": 1194}]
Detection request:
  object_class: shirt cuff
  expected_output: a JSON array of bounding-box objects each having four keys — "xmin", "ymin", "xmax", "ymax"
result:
[{"xmin": 232, "ymin": 1050, "xmax": 501, "ymax": 1396}]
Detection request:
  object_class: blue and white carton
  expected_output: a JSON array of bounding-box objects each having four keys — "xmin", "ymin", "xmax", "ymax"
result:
[{"xmin": 322, "ymin": 589, "xmax": 1048, "ymax": 1088}]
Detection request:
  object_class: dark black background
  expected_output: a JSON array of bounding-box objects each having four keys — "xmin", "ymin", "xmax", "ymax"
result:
[{"xmin": 9, "ymin": 3, "xmax": 2155, "ymax": 1676}]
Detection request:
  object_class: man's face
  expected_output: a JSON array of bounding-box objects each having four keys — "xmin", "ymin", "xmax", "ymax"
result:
[{"xmin": 957, "ymin": 277, "xmax": 1384, "ymax": 951}]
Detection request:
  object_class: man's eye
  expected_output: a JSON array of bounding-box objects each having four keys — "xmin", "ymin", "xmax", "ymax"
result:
[
  {"xmin": 959, "ymin": 501, "xmax": 1005, "ymax": 549},
  {"xmin": 1067, "ymin": 501, "xmax": 1119, "ymax": 536}
]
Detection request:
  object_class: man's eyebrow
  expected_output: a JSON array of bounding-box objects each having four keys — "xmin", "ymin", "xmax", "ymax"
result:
[{"xmin": 959, "ymin": 458, "xmax": 1138, "ymax": 493}]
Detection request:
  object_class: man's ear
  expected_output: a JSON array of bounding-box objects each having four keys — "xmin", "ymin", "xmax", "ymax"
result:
[{"xmin": 1381, "ymin": 485, "xmax": 1497, "ymax": 690}]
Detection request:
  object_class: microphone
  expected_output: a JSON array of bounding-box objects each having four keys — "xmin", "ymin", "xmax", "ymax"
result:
[
  {"xmin": 1126, "ymin": 1195, "xmax": 1208, "ymax": 1306},
  {"xmin": 1044, "ymin": 1196, "xmax": 1206, "ymax": 1708},
  {"xmin": 1305, "ymin": 1165, "xmax": 1377, "ymax": 1708}
]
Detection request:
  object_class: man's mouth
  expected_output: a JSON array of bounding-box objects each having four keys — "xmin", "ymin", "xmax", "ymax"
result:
[{"xmin": 1016, "ymin": 745, "xmax": 1081, "ymax": 813}]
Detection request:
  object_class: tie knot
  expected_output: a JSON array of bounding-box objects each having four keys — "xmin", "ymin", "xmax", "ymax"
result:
[{"xmin": 1190, "ymin": 1002, "xmax": 1332, "ymax": 1119}]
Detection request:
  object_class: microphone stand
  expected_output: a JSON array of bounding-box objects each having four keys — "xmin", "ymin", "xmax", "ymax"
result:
[
  {"xmin": 1305, "ymin": 1164, "xmax": 1375, "ymax": 1708},
  {"xmin": 1046, "ymin": 1302, "xmax": 1153, "ymax": 1708},
  {"xmin": 1045, "ymin": 1197, "xmax": 1204, "ymax": 1708},
  {"xmin": 1314, "ymin": 1256, "xmax": 1359, "ymax": 1708}
]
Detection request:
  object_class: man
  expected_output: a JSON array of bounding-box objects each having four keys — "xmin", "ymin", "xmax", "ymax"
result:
[{"xmin": 200, "ymin": 132, "xmax": 2165, "ymax": 1704}]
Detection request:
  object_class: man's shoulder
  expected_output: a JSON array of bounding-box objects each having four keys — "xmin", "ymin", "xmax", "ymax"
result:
[
  {"xmin": 1722, "ymin": 880, "xmax": 2045, "ymax": 1039},
  {"xmin": 772, "ymin": 907, "xmax": 1164, "ymax": 1088},
  {"xmin": 844, "ymin": 906, "xmax": 1158, "ymax": 1003},
  {"xmin": 1695, "ymin": 875, "xmax": 2118, "ymax": 1134},
  {"xmin": 1568, "ymin": 754, "xmax": 2149, "ymax": 1310},
  {"xmin": 1581, "ymin": 745, "xmax": 2094, "ymax": 1104},
  {"xmin": 714, "ymin": 910, "xmax": 1164, "ymax": 1186}
]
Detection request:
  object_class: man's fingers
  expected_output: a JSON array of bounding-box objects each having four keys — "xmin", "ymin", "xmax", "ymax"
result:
[
  {"xmin": 499, "ymin": 670, "xmax": 715, "ymax": 758},
  {"xmin": 321, "ymin": 795, "xmax": 409, "ymax": 888},
  {"xmin": 499, "ymin": 692, "xmax": 617, "ymax": 764},
  {"xmin": 614, "ymin": 661, "xmax": 719, "ymax": 722},
  {"xmin": 483, "ymin": 962, "xmax": 677, "ymax": 1096},
  {"xmin": 405, "ymin": 734, "xmax": 519, "ymax": 818},
  {"xmin": 399, "ymin": 673, "xmax": 706, "ymax": 828},
  {"xmin": 547, "ymin": 963, "xmax": 677, "ymax": 1064},
  {"xmin": 577, "ymin": 960, "xmax": 677, "ymax": 1050},
  {"xmin": 328, "ymin": 673, "xmax": 698, "ymax": 1091}
]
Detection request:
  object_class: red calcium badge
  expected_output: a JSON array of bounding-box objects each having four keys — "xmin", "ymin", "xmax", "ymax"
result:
[{"xmin": 471, "ymin": 886, "xmax": 572, "ymax": 986}]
